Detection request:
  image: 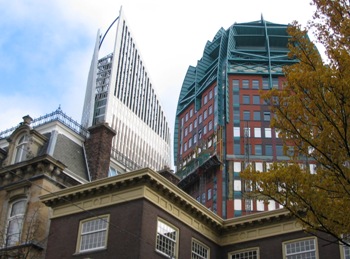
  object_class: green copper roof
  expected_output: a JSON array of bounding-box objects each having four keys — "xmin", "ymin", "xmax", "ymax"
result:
[{"xmin": 174, "ymin": 17, "xmax": 297, "ymax": 164}]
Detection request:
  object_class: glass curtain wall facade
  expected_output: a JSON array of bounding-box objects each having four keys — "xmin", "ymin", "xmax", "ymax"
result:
[
  {"xmin": 82, "ymin": 7, "xmax": 171, "ymax": 173},
  {"xmin": 174, "ymin": 17, "xmax": 315, "ymax": 219}
]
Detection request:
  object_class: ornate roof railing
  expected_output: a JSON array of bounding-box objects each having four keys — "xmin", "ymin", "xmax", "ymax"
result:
[{"xmin": 0, "ymin": 108, "xmax": 88, "ymax": 139}]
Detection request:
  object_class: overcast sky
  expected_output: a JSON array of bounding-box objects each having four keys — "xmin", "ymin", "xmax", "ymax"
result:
[{"xmin": 0, "ymin": 0, "xmax": 316, "ymax": 140}]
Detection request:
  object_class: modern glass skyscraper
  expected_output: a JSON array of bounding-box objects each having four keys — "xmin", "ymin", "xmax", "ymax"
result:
[
  {"xmin": 174, "ymin": 17, "xmax": 316, "ymax": 219},
  {"xmin": 82, "ymin": 7, "xmax": 171, "ymax": 174}
]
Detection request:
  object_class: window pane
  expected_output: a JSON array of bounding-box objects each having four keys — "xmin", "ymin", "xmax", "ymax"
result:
[
  {"xmin": 234, "ymin": 127, "xmax": 240, "ymax": 137},
  {"xmin": 255, "ymin": 145, "xmax": 262, "ymax": 155},
  {"xmin": 233, "ymin": 93, "xmax": 239, "ymax": 104},
  {"xmin": 80, "ymin": 217, "xmax": 108, "ymax": 252},
  {"xmin": 233, "ymin": 80, "xmax": 240, "ymax": 91},
  {"xmin": 242, "ymin": 80, "xmax": 249, "ymax": 89},
  {"xmin": 265, "ymin": 128, "xmax": 272, "ymax": 138},
  {"xmin": 192, "ymin": 239, "xmax": 209, "ymax": 259},
  {"xmin": 6, "ymin": 200, "xmax": 26, "ymax": 246},
  {"xmin": 230, "ymin": 248, "xmax": 258, "ymax": 259},
  {"xmin": 265, "ymin": 145, "xmax": 272, "ymax": 156},
  {"xmin": 234, "ymin": 144, "xmax": 241, "ymax": 155},
  {"xmin": 252, "ymin": 80, "xmax": 259, "ymax": 89},
  {"xmin": 285, "ymin": 238, "xmax": 316, "ymax": 259},
  {"xmin": 156, "ymin": 220, "xmax": 178, "ymax": 258},
  {"xmin": 253, "ymin": 95, "xmax": 260, "ymax": 104},
  {"xmin": 264, "ymin": 112, "xmax": 270, "ymax": 121},
  {"xmin": 253, "ymin": 111, "xmax": 260, "ymax": 121},
  {"xmin": 243, "ymin": 95, "xmax": 250, "ymax": 104},
  {"xmin": 276, "ymin": 145, "xmax": 284, "ymax": 156},
  {"xmin": 262, "ymin": 78, "xmax": 269, "ymax": 89},
  {"xmin": 243, "ymin": 111, "xmax": 250, "ymax": 121},
  {"xmin": 254, "ymin": 128, "xmax": 261, "ymax": 138}
]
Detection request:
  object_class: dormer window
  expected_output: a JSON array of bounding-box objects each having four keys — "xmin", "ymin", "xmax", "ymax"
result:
[{"xmin": 15, "ymin": 135, "xmax": 29, "ymax": 163}]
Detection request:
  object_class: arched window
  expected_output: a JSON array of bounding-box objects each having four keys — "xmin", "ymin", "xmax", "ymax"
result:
[
  {"xmin": 15, "ymin": 135, "xmax": 29, "ymax": 163},
  {"xmin": 6, "ymin": 199, "xmax": 27, "ymax": 246}
]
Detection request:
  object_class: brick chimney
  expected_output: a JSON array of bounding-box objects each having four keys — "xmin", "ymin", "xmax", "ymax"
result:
[{"xmin": 85, "ymin": 123, "xmax": 116, "ymax": 181}]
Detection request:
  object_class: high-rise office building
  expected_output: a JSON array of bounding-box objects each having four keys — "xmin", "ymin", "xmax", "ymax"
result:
[
  {"xmin": 174, "ymin": 17, "xmax": 316, "ymax": 219},
  {"xmin": 82, "ymin": 7, "xmax": 171, "ymax": 174}
]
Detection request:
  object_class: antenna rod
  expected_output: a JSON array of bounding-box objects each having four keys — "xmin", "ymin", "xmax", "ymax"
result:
[{"xmin": 99, "ymin": 16, "xmax": 119, "ymax": 49}]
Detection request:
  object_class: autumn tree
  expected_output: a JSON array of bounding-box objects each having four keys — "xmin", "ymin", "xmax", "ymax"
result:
[{"xmin": 241, "ymin": 0, "xmax": 350, "ymax": 245}]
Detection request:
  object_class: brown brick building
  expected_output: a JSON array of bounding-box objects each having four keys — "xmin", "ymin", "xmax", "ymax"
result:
[{"xmin": 41, "ymin": 168, "xmax": 344, "ymax": 259}]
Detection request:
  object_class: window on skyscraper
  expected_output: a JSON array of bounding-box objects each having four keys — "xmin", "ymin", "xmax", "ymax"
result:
[
  {"xmin": 242, "ymin": 80, "xmax": 249, "ymax": 89},
  {"xmin": 265, "ymin": 145, "xmax": 272, "ymax": 156},
  {"xmin": 254, "ymin": 128, "xmax": 261, "ymax": 138},
  {"xmin": 199, "ymin": 114, "xmax": 203, "ymax": 124},
  {"xmin": 263, "ymin": 112, "xmax": 270, "ymax": 121},
  {"xmin": 233, "ymin": 93, "xmax": 239, "ymax": 105},
  {"xmin": 234, "ymin": 127, "xmax": 240, "ymax": 137},
  {"xmin": 207, "ymin": 189, "xmax": 212, "ymax": 200},
  {"xmin": 262, "ymin": 78, "xmax": 270, "ymax": 89},
  {"xmin": 194, "ymin": 119, "xmax": 197, "ymax": 128},
  {"xmin": 204, "ymin": 110, "xmax": 208, "ymax": 120},
  {"xmin": 234, "ymin": 110, "xmax": 240, "ymax": 121},
  {"xmin": 185, "ymin": 127, "xmax": 188, "ymax": 136},
  {"xmin": 185, "ymin": 112, "xmax": 189, "ymax": 122},
  {"xmin": 255, "ymin": 162, "xmax": 263, "ymax": 172},
  {"xmin": 265, "ymin": 128, "xmax": 272, "ymax": 138},
  {"xmin": 243, "ymin": 111, "xmax": 250, "ymax": 120},
  {"xmin": 253, "ymin": 111, "xmax": 261, "ymax": 121},
  {"xmin": 253, "ymin": 95, "xmax": 260, "ymax": 104},
  {"xmin": 272, "ymin": 78, "xmax": 279, "ymax": 89},
  {"xmin": 209, "ymin": 89, "xmax": 213, "ymax": 100},
  {"xmin": 208, "ymin": 105, "xmax": 213, "ymax": 115},
  {"xmin": 208, "ymin": 120, "xmax": 213, "ymax": 131},
  {"xmin": 204, "ymin": 94, "xmax": 208, "ymax": 104},
  {"xmin": 189, "ymin": 123, "xmax": 193, "ymax": 132},
  {"xmin": 243, "ymin": 95, "xmax": 250, "ymax": 104},
  {"xmin": 190, "ymin": 108, "xmax": 193, "ymax": 117},
  {"xmin": 276, "ymin": 145, "xmax": 284, "ymax": 156},
  {"xmin": 252, "ymin": 80, "xmax": 259, "ymax": 89},
  {"xmin": 233, "ymin": 79, "xmax": 240, "ymax": 91},
  {"xmin": 234, "ymin": 144, "xmax": 241, "ymax": 155},
  {"xmin": 203, "ymin": 125, "xmax": 207, "ymax": 135},
  {"xmin": 255, "ymin": 145, "xmax": 262, "ymax": 155}
]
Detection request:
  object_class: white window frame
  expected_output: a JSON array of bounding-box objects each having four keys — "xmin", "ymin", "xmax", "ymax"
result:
[
  {"xmin": 228, "ymin": 247, "xmax": 259, "ymax": 259},
  {"xmin": 6, "ymin": 199, "xmax": 27, "ymax": 247},
  {"xmin": 77, "ymin": 215, "xmax": 109, "ymax": 253},
  {"xmin": 283, "ymin": 237, "xmax": 318, "ymax": 259},
  {"xmin": 156, "ymin": 218, "xmax": 179, "ymax": 258},
  {"xmin": 192, "ymin": 238, "xmax": 210, "ymax": 259}
]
